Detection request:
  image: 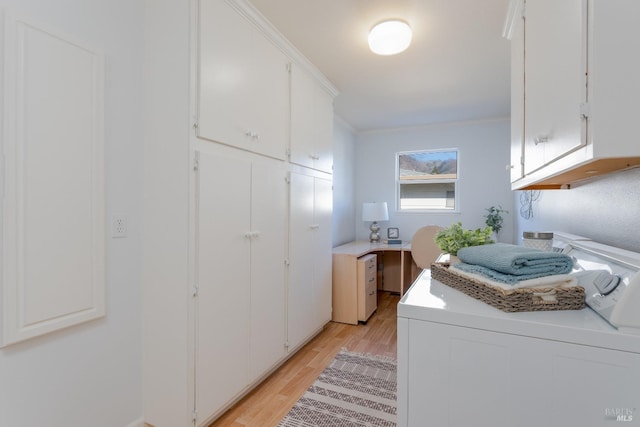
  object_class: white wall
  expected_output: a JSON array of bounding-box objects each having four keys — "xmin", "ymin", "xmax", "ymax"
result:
[
  {"xmin": 355, "ymin": 118, "xmax": 514, "ymax": 244},
  {"xmin": 332, "ymin": 117, "xmax": 357, "ymax": 246},
  {"xmin": 514, "ymin": 168, "xmax": 640, "ymax": 253},
  {"xmin": 142, "ymin": 0, "xmax": 192, "ymax": 425},
  {"xmin": 0, "ymin": 1, "xmax": 144, "ymax": 427}
]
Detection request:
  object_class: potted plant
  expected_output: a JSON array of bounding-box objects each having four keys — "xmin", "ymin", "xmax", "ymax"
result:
[
  {"xmin": 485, "ymin": 205, "xmax": 509, "ymax": 238},
  {"xmin": 434, "ymin": 222, "xmax": 494, "ymax": 260}
]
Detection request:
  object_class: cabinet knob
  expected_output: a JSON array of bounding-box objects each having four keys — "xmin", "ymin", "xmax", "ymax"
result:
[
  {"xmin": 244, "ymin": 130, "xmax": 260, "ymax": 140},
  {"xmin": 534, "ymin": 136, "xmax": 549, "ymax": 145}
]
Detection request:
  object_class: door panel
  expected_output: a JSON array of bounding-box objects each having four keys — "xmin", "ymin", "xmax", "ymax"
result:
[
  {"xmin": 524, "ymin": 0, "xmax": 586, "ymax": 173},
  {"xmin": 287, "ymin": 173, "xmax": 315, "ymax": 349},
  {"xmin": 313, "ymin": 177, "xmax": 333, "ymax": 326},
  {"xmin": 198, "ymin": 0, "xmax": 250, "ymax": 149},
  {"xmin": 196, "ymin": 151, "xmax": 251, "ymax": 419},
  {"xmin": 249, "ymin": 161, "xmax": 286, "ymax": 380}
]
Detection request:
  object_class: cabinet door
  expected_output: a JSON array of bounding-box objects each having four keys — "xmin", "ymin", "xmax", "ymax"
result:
[
  {"xmin": 196, "ymin": 151, "xmax": 251, "ymax": 420},
  {"xmin": 509, "ymin": 2, "xmax": 525, "ymax": 182},
  {"xmin": 249, "ymin": 30, "xmax": 289, "ymax": 161},
  {"xmin": 290, "ymin": 65, "xmax": 334, "ymax": 173},
  {"xmin": 290, "ymin": 64, "xmax": 315, "ymax": 169},
  {"xmin": 198, "ymin": 0, "xmax": 288, "ymax": 160},
  {"xmin": 249, "ymin": 161, "xmax": 286, "ymax": 381},
  {"xmin": 524, "ymin": 0, "xmax": 586, "ymax": 174},
  {"xmin": 287, "ymin": 173, "xmax": 316, "ymax": 349},
  {"xmin": 314, "ymin": 88, "xmax": 334, "ymax": 174},
  {"xmin": 198, "ymin": 0, "xmax": 250, "ymax": 149},
  {"xmin": 313, "ymin": 177, "xmax": 333, "ymax": 326}
]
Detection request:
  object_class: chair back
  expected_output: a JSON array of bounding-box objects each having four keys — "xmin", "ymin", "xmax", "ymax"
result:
[{"xmin": 411, "ymin": 225, "xmax": 443, "ymax": 269}]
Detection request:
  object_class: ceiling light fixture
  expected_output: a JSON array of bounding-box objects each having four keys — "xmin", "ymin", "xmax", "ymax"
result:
[{"xmin": 368, "ymin": 20, "xmax": 412, "ymax": 56}]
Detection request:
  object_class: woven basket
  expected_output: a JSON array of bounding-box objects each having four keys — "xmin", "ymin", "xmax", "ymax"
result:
[{"xmin": 430, "ymin": 263, "xmax": 585, "ymax": 312}]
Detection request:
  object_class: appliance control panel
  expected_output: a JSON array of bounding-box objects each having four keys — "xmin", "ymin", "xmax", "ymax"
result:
[{"xmin": 568, "ymin": 241, "xmax": 640, "ymax": 334}]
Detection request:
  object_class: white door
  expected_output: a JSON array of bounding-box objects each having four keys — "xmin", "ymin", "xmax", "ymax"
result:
[
  {"xmin": 249, "ymin": 161, "xmax": 286, "ymax": 380},
  {"xmin": 313, "ymin": 177, "xmax": 333, "ymax": 327},
  {"xmin": 197, "ymin": 0, "xmax": 250, "ymax": 149},
  {"xmin": 287, "ymin": 172, "xmax": 316, "ymax": 350},
  {"xmin": 314, "ymin": 89, "xmax": 334, "ymax": 174},
  {"xmin": 249, "ymin": 30, "xmax": 289, "ymax": 161},
  {"xmin": 196, "ymin": 151, "xmax": 251, "ymax": 422},
  {"xmin": 524, "ymin": 0, "xmax": 586, "ymax": 174},
  {"xmin": 290, "ymin": 64, "xmax": 315, "ymax": 169},
  {"xmin": 509, "ymin": 2, "xmax": 525, "ymax": 182}
]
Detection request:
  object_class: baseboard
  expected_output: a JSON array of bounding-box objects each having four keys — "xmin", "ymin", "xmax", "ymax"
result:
[{"xmin": 124, "ymin": 418, "xmax": 145, "ymax": 427}]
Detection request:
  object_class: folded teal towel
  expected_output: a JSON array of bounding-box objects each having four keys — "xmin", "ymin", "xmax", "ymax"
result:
[{"xmin": 455, "ymin": 243, "xmax": 573, "ymax": 284}]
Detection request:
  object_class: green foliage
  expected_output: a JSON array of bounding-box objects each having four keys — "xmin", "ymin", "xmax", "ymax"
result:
[
  {"xmin": 485, "ymin": 205, "xmax": 509, "ymax": 234},
  {"xmin": 434, "ymin": 222, "xmax": 494, "ymax": 255}
]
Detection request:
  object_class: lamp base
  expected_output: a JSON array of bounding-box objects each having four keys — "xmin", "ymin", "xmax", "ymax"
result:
[{"xmin": 369, "ymin": 221, "xmax": 381, "ymax": 242}]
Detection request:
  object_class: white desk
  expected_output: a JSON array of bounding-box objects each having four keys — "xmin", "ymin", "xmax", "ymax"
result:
[{"xmin": 332, "ymin": 241, "xmax": 415, "ymax": 324}]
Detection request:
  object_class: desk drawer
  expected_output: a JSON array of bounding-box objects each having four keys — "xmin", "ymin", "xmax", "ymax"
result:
[{"xmin": 357, "ymin": 254, "xmax": 377, "ymax": 322}]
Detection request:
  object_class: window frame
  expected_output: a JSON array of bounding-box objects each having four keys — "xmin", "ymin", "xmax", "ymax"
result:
[{"xmin": 395, "ymin": 148, "xmax": 461, "ymax": 213}]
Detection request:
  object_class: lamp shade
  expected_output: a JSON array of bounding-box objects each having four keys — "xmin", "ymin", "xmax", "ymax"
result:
[{"xmin": 362, "ymin": 202, "xmax": 389, "ymax": 222}]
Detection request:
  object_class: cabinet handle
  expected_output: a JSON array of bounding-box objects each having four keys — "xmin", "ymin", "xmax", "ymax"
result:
[
  {"xmin": 368, "ymin": 290, "xmax": 375, "ymax": 296},
  {"xmin": 309, "ymin": 224, "xmax": 320, "ymax": 230},
  {"xmin": 505, "ymin": 164, "xmax": 514, "ymax": 171},
  {"xmin": 309, "ymin": 154, "xmax": 319, "ymax": 160},
  {"xmin": 244, "ymin": 130, "xmax": 260, "ymax": 140},
  {"xmin": 368, "ymin": 277, "xmax": 375, "ymax": 283},
  {"xmin": 534, "ymin": 136, "xmax": 549, "ymax": 145}
]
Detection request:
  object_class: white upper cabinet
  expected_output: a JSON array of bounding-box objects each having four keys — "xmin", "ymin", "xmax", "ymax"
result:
[
  {"xmin": 508, "ymin": 3, "xmax": 525, "ymax": 183},
  {"xmin": 197, "ymin": 0, "xmax": 289, "ymax": 160},
  {"xmin": 506, "ymin": 0, "xmax": 640, "ymax": 189},
  {"xmin": 523, "ymin": 0, "xmax": 586, "ymax": 176},
  {"xmin": 290, "ymin": 63, "xmax": 334, "ymax": 173}
]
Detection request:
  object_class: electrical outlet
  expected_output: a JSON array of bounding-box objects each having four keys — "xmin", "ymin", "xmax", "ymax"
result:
[{"xmin": 112, "ymin": 214, "xmax": 127, "ymax": 238}]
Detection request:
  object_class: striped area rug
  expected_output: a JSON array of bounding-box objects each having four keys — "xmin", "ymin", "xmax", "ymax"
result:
[{"xmin": 278, "ymin": 349, "xmax": 397, "ymax": 426}]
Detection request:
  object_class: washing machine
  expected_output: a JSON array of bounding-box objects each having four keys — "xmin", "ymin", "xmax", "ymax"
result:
[{"xmin": 397, "ymin": 237, "xmax": 640, "ymax": 427}]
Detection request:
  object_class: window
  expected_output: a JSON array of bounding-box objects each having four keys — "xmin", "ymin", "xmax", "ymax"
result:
[{"xmin": 397, "ymin": 149, "xmax": 459, "ymax": 211}]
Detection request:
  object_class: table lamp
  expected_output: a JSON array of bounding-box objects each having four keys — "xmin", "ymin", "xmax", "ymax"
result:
[{"xmin": 362, "ymin": 202, "xmax": 389, "ymax": 242}]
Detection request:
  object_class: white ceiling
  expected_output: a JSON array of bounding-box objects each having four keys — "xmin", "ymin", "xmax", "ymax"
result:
[{"xmin": 249, "ymin": 0, "xmax": 512, "ymax": 132}]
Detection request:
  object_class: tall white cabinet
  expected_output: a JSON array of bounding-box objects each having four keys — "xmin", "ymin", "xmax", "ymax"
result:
[
  {"xmin": 195, "ymin": 150, "xmax": 286, "ymax": 420},
  {"xmin": 288, "ymin": 173, "xmax": 333, "ymax": 351},
  {"xmin": 142, "ymin": 0, "xmax": 337, "ymax": 426}
]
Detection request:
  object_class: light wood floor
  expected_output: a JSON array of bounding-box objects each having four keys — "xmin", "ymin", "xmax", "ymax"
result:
[{"xmin": 208, "ymin": 291, "xmax": 400, "ymax": 427}]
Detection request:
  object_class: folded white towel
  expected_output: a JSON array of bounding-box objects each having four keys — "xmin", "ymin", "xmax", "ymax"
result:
[{"xmin": 449, "ymin": 264, "xmax": 578, "ymax": 291}]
